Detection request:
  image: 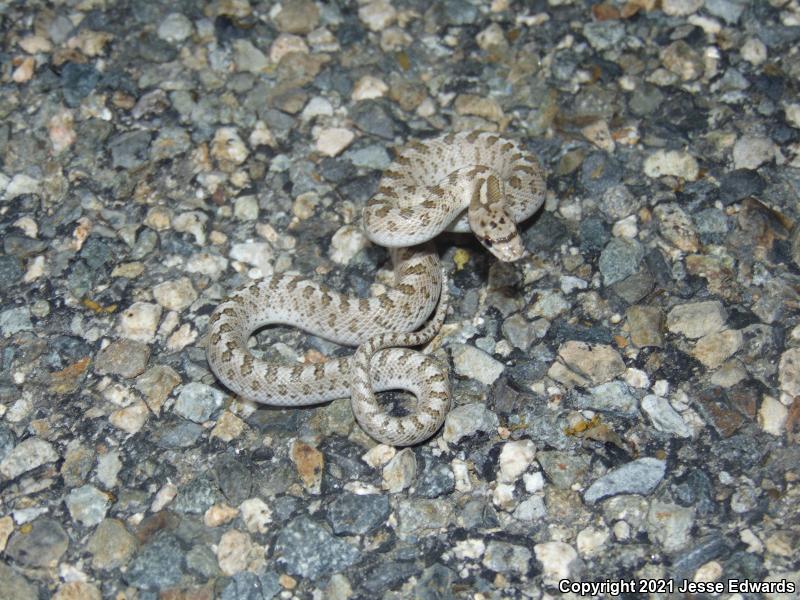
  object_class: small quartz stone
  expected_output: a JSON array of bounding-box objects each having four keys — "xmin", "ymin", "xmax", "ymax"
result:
[
  {"xmin": 644, "ymin": 150, "xmax": 699, "ymax": 180},
  {"xmin": 316, "ymin": 128, "xmax": 355, "ymax": 157}
]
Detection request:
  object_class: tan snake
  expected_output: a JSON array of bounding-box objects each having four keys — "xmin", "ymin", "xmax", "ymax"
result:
[{"xmin": 206, "ymin": 131, "xmax": 546, "ymax": 445}]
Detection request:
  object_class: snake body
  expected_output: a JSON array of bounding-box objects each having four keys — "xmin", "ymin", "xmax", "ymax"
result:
[{"xmin": 206, "ymin": 131, "xmax": 546, "ymax": 445}]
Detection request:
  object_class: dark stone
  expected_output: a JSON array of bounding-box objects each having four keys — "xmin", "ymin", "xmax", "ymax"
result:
[
  {"xmin": 694, "ymin": 387, "xmax": 745, "ymax": 438},
  {"xmin": 318, "ymin": 157, "xmax": 356, "ymax": 183},
  {"xmin": 579, "ymin": 217, "xmax": 611, "ymax": 254},
  {"xmin": 336, "ymin": 173, "xmax": 381, "ymax": 206},
  {"xmin": 215, "ymin": 454, "xmax": 253, "ymax": 506},
  {"xmin": 0, "ymin": 256, "xmax": 23, "ymax": 291},
  {"xmin": 363, "ymin": 560, "xmax": 419, "ymax": 595},
  {"xmin": 60, "ymin": 62, "xmax": 100, "ymax": 107},
  {"xmin": 671, "ymin": 469, "xmax": 716, "ymax": 515},
  {"xmin": 109, "ymin": 130, "xmax": 153, "ymax": 169},
  {"xmin": 415, "ymin": 563, "xmax": 456, "ymax": 600},
  {"xmin": 125, "ymin": 533, "xmax": 186, "ymax": 590},
  {"xmin": 172, "ymin": 475, "xmax": 219, "ymax": 515},
  {"xmin": 522, "ymin": 211, "xmax": 569, "ymax": 254},
  {"xmin": 275, "ymin": 516, "xmax": 360, "ymax": 580},
  {"xmin": 714, "ymin": 432, "xmax": 773, "ymax": 473},
  {"xmin": 670, "ymin": 535, "xmax": 731, "ymax": 581},
  {"xmin": 3, "ymin": 235, "xmax": 47, "ymax": 258},
  {"xmin": 151, "ymin": 421, "xmax": 204, "ymax": 448},
  {"xmin": 414, "ymin": 458, "xmax": 455, "ymax": 498},
  {"xmin": 0, "ymin": 423, "xmax": 14, "ymax": 463},
  {"xmin": 133, "ymin": 31, "xmax": 178, "ymax": 62},
  {"xmin": 351, "ymin": 101, "xmax": 397, "ymax": 140},
  {"xmin": 326, "ymin": 493, "xmax": 390, "ymax": 535},
  {"xmin": 548, "ymin": 322, "xmax": 613, "ymax": 345},
  {"xmin": 580, "ymin": 152, "xmax": 622, "ymax": 195},
  {"xmin": 5, "ymin": 518, "xmax": 69, "ymax": 568},
  {"xmin": 719, "ymin": 169, "xmax": 766, "ymax": 205}
]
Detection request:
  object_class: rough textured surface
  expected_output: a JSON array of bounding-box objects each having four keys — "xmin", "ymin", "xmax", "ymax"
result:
[{"xmin": 1, "ymin": 0, "xmax": 799, "ymax": 598}]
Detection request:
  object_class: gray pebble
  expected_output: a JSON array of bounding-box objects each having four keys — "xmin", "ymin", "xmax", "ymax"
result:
[
  {"xmin": 6, "ymin": 517, "xmax": 69, "ymax": 568},
  {"xmin": 275, "ymin": 516, "xmax": 361, "ymax": 580},
  {"xmin": 174, "ymin": 382, "xmax": 224, "ymax": 423},
  {"xmin": 414, "ymin": 459, "xmax": 455, "ymax": 498},
  {"xmin": 443, "ymin": 403, "xmax": 499, "ymax": 444},
  {"xmin": 599, "ymin": 238, "xmax": 645, "ymax": 286},
  {"xmin": 326, "ymin": 493, "xmax": 390, "ymax": 535},
  {"xmin": 65, "ymin": 485, "xmax": 110, "ymax": 526},
  {"xmin": 0, "ymin": 307, "xmax": 32, "ymax": 337},
  {"xmin": 124, "ymin": 533, "xmax": 186, "ymax": 590},
  {"xmin": 584, "ymin": 457, "xmax": 666, "ymax": 504},
  {"xmin": 482, "ymin": 541, "xmax": 532, "ymax": 575}
]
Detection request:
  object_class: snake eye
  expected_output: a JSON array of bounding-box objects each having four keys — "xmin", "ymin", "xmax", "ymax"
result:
[{"xmin": 483, "ymin": 237, "xmax": 493, "ymax": 247}]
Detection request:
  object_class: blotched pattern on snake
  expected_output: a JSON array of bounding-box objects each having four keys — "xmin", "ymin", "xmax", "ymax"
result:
[{"xmin": 206, "ymin": 131, "xmax": 546, "ymax": 445}]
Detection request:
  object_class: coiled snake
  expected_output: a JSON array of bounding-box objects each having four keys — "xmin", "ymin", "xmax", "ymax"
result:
[{"xmin": 206, "ymin": 131, "xmax": 545, "ymax": 445}]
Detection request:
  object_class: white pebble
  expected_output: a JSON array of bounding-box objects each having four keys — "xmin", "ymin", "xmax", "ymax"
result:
[
  {"xmin": 498, "ymin": 439, "xmax": 536, "ymax": 483},
  {"xmin": 740, "ymin": 37, "xmax": 767, "ymax": 65},
  {"xmin": 758, "ymin": 395, "xmax": 788, "ymax": 436},
  {"xmin": 117, "ymin": 302, "xmax": 162, "ymax": 342},
  {"xmin": 352, "ymin": 75, "xmax": 388, "ymax": 100},
  {"xmin": 316, "ymin": 127, "xmax": 355, "ymax": 157}
]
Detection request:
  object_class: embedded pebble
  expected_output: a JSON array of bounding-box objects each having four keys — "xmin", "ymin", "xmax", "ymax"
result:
[
  {"xmin": 0, "ymin": 307, "xmax": 32, "ymax": 337},
  {"xmin": 0, "ymin": 438, "xmax": 58, "ymax": 480},
  {"xmin": 352, "ymin": 75, "xmax": 388, "ymax": 100},
  {"xmin": 551, "ymin": 341, "xmax": 626, "ymax": 386},
  {"xmin": 451, "ymin": 343, "xmax": 505, "ymax": 385},
  {"xmin": 654, "ymin": 203, "xmax": 699, "ymax": 253},
  {"xmin": 273, "ymin": 0, "xmax": 319, "ymax": 34},
  {"xmin": 65, "ymin": 485, "xmax": 109, "ymax": 526},
  {"xmin": 1, "ymin": 0, "xmax": 797, "ymax": 596},
  {"xmin": 644, "ymin": 150, "xmax": 700, "ymax": 180},
  {"xmin": 175, "ymin": 382, "xmax": 224, "ymax": 423},
  {"xmin": 483, "ymin": 541, "xmax": 532, "ymax": 575},
  {"xmin": 275, "ymin": 517, "xmax": 360, "ymax": 580},
  {"xmin": 667, "ymin": 301, "xmax": 727, "ymax": 339},
  {"xmin": 316, "ymin": 128, "xmax": 355, "ymax": 157},
  {"xmin": 117, "ymin": 302, "xmax": 162, "ymax": 342},
  {"xmin": 534, "ymin": 541, "xmax": 579, "ymax": 586},
  {"xmin": 646, "ymin": 500, "xmax": 695, "ymax": 552},
  {"xmin": 584, "ymin": 458, "xmax": 667, "ymax": 504},
  {"xmin": 442, "ymin": 403, "xmax": 499, "ymax": 444},
  {"xmin": 779, "ymin": 348, "xmax": 800, "ymax": 399},
  {"xmin": 211, "ymin": 127, "xmax": 249, "ymax": 166},
  {"xmin": 327, "ymin": 493, "xmax": 390, "ymax": 535},
  {"xmin": 626, "ymin": 305, "xmax": 665, "ymax": 348},
  {"xmin": 6, "ymin": 518, "xmax": 69, "ymax": 568},
  {"xmin": 152, "ymin": 277, "xmax": 197, "ymax": 312},
  {"xmin": 157, "ymin": 13, "xmax": 193, "ymax": 42},
  {"xmin": 383, "ymin": 448, "xmax": 417, "ymax": 493},
  {"xmin": 661, "ymin": 0, "xmax": 704, "ymax": 15},
  {"xmin": 241, "ymin": 498, "xmax": 272, "ymax": 534},
  {"xmin": 691, "ymin": 329, "xmax": 743, "ymax": 369},
  {"xmin": 498, "ymin": 440, "xmax": 536, "ymax": 483},
  {"xmin": 641, "ymin": 395, "xmax": 692, "ymax": 438},
  {"xmin": 358, "ymin": 1, "xmax": 397, "ymax": 31},
  {"xmin": 732, "ymin": 135, "xmax": 776, "ymax": 170},
  {"xmin": 661, "ymin": 40, "xmax": 704, "ymax": 80}
]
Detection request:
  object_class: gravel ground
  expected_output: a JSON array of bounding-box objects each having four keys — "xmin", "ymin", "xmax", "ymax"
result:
[{"xmin": 1, "ymin": 0, "xmax": 799, "ymax": 598}]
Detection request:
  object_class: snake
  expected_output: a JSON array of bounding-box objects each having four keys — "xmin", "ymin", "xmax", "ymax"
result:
[{"xmin": 205, "ymin": 131, "xmax": 546, "ymax": 446}]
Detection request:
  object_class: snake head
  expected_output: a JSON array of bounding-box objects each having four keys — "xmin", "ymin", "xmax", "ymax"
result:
[
  {"xmin": 480, "ymin": 231, "xmax": 526, "ymax": 262},
  {"xmin": 470, "ymin": 174, "xmax": 527, "ymax": 262}
]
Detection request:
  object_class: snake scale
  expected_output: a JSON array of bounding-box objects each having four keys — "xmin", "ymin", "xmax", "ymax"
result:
[{"xmin": 206, "ymin": 131, "xmax": 546, "ymax": 445}]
